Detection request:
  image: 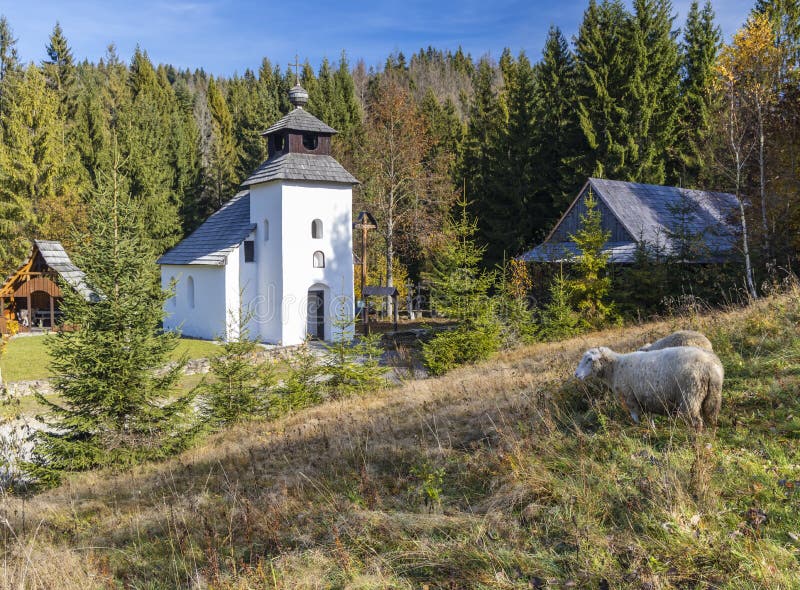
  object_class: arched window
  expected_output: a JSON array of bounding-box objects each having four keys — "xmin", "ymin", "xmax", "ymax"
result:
[
  {"xmin": 187, "ymin": 276, "xmax": 195, "ymax": 309},
  {"xmin": 311, "ymin": 219, "xmax": 323, "ymax": 239},
  {"xmin": 313, "ymin": 251, "xmax": 325, "ymax": 268},
  {"xmin": 263, "ymin": 218, "xmax": 269, "ymax": 241}
]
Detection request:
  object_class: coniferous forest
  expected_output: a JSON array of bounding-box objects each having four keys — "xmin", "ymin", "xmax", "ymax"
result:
[
  {"xmin": 0, "ymin": 0, "xmax": 798, "ymax": 312},
  {"xmin": 6, "ymin": 2, "xmax": 800, "ymax": 586}
]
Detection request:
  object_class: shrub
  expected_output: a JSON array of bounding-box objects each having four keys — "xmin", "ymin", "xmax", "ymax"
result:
[
  {"xmin": 422, "ymin": 316, "xmax": 501, "ymax": 375},
  {"xmin": 198, "ymin": 313, "xmax": 277, "ymax": 429},
  {"xmin": 268, "ymin": 344, "xmax": 324, "ymax": 418},
  {"xmin": 539, "ymin": 266, "xmax": 582, "ymax": 341},
  {"xmin": 323, "ymin": 300, "xmax": 387, "ymax": 396}
]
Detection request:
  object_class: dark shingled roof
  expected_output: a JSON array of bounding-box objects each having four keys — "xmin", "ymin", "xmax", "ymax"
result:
[
  {"xmin": 33, "ymin": 240, "xmax": 96, "ymax": 300},
  {"xmin": 242, "ymin": 152, "xmax": 358, "ymax": 186},
  {"xmin": 261, "ymin": 108, "xmax": 337, "ymax": 136},
  {"xmin": 521, "ymin": 178, "xmax": 740, "ymax": 264},
  {"xmin": 158, "ymin": 191, "xmax": 256, "ymax": 266}
]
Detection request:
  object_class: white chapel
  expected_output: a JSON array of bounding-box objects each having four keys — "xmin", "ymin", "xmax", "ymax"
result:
[{"xmin": 158, "ymin": 82, "xmax": 357, "ymax": 345}]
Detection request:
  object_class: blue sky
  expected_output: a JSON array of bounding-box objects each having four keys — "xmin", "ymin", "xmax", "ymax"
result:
[{"xmin": 2, "ymin": 0, "xmax": 752, "ymax": 76}]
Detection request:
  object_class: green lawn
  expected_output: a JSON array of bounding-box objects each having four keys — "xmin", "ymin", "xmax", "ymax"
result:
[{"xmin": 0, "ymin": 335, "xmax": 219, "ymax": 382}]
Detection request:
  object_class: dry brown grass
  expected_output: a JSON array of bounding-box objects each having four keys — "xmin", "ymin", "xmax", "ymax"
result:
[{"xmin": 2, "ymin": 292, "xmax": 800, "ymax": 588}]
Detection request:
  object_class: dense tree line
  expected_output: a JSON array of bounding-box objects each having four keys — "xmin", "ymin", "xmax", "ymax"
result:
[{"xmin": 0, "ymin": 0, "xmax": 798, "ymax": 302}]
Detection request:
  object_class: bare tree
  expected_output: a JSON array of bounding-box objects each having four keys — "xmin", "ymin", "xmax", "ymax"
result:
[{"xmin": 355, "ymin": 75, "xmax": 454, "ymax": 315}]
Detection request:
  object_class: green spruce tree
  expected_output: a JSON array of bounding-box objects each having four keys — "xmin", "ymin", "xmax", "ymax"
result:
[
  {"xmin": 121, "ymin": 48, "xmax": 182, "ymax": 252},
  {"xmin": 676, "ymin": 1, "xmax": 721, "ymax": 186},
  {"xmin": 422, "ymin": 197, "xmax": 501, "ymax": 374},
  {"xmin": 205, "ymin": 76, "xmax": 237, "ymax": 209},
  {"xmin": 0, "ymin": 64, "xmax": 83, "ymax": 260},
  {"xmin": 0, "ymin": 16, "xmax": 20, "ymax": 121},
  {"xmin": 540, "ymin": 264, "xmax": 582, "ymax": 340},
  {"xmin": 574, "ymin": 0, "xmax": 634, "ymax": 180},
  {"xmin": 199, "ymin": 311, "xmax": 276, "ymax": 428},
  {"xmin": 461, "ymin": 58, "xmax": 505, "ymax": 265},
  {"xmin": 43, "ymin": 22, "xmax": 76, "ymax": 117},
  {"xmin": 25, "ymin": 150, "xmax": 196, "ymax": 487},
  {"xmin": 533, "ymin": 26, "xmax": 583, "ymax": 216},
  {"xmin": 568, "ymin": 190, "xmax": 615, "ymax": 327},
  {"xmin": 627, "ymin": 0, "xmax": 682, "ymax": 184}
]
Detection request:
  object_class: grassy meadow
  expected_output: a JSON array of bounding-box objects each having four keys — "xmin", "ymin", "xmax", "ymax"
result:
[
  {"xmin": 0, "ymin": 335, "xmax": 219, "ymax": 382},
  {"xmin": 2, "ymin": 288, "xmax": 800, "ymax": 588}
]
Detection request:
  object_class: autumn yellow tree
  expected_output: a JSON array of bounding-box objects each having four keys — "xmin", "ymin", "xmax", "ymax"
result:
[
  {"xmin": 717, "ymin": 14, "xmax": 784, "ymax": 264},
  {"xmin": 356, "ymin": 75, "xmax": 454, "ymax": 314}
]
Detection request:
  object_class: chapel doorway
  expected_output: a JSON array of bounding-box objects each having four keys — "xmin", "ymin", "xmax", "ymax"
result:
[{"xmin": 307, "ymin": 289, "xmax": 325, "ymax": 340}]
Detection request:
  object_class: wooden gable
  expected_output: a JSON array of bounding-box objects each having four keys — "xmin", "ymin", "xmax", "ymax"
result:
[{"xmin": 547, "ymin": 183, "xmax": 634, "ymax": 244}]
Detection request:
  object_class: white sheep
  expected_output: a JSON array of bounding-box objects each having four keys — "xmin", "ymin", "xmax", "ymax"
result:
[
  {"xmin": 574, "ymin": 346, "xmax": 723, "ymax": 430},
  {"xmin": 639, "ymin": 330, "xmax": 713, "ymax": 352}
]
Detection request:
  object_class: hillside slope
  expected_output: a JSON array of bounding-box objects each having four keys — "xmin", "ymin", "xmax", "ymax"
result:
[{"xmin": 3, "ymin": 289, "xmax": 800, "ymax": 589}]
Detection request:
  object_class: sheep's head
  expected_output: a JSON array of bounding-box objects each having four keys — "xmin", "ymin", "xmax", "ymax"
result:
[{"xmin": 574, "ymin": 347, "xmax": 610, "ymax": 381}]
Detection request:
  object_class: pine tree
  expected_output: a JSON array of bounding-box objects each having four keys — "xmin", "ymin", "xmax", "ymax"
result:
[
  {"xmin": 199, "ymin": 312, "xmax": 276, "ymax": 428},
  {"xmin": 422, "ymin": 197, "xmax": 501, "ymax": 374},
  {"xmin": 0, "ymin": 132, "xmax": 33, "ymax": 273},
  {"xmin": 627, "ymin": 0, "xmax": 681, "ymax": 184},
  {"xmin": 169, "ymin": 75, "xmax": 203, "ymax": 234},
  {"xmin": 43, "ymin": 22, "xmax": 76, "ymax": 116},
  {"xmin": 533, "ymin": 26, "xmax": 583, "ymax": 216},
  {"xmin": 420, "ymin": 89, "xmax": 462, "ymax": 174},
  {"xmin": 539, "ymin": 264, "xmax": 582, "ymax": 340},
  {"xmin": 499, "ymin": 51, "xmax": 540, "ymax": 257},
  {"xmin": 461, "ymin": 58, "xmax": 504, "ymax": 265},
  {"xmin": 0, "ymin": 16, "xmax": 19, "ymax": 121},
  {"xmin": 25, "ymin": 151, "xmax": 196, "ymax": 487},
  {"xmin": 676, "ymin": 1, "xmax": 721, "ymax": 186},
  {"xmin": 323, "ymin": 298, "xmax": 385, "ymax": 396},
  {"xmin": 121, "ymin": 49, "xmax": 182, "ymax": 252},
  {"xmin": 228, "ymin": 71, "xmax": 272, "ymax": 180},
  {"xmin": 0, "ymin": 64, "xmax": 83, "ymax": 260},
  {"xmin": 574, "ymin": 0, "xmax": 634, "ymax": 180},
  {"xmin": 568, "ymin": 190, "xmax": 614, "ymax": 327},
  {"xmin": 205, "ymin": 76, "xmax": 237, "ymax": 209},
  {"xmin": 424, "ymin": 196, "xmax": 495, "ymax": 321}
]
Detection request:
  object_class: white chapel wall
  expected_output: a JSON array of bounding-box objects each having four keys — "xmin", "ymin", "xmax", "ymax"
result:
[
  {"xmin": 248, "ymin": 182, "xmax": 284, "ymax": 343},
  {"xmin": 161, "ymin": 265, "xmax": 228, "ymax": 340},
  {"xmin": 280, "ymin": 181, "xmax": 355, "ymax": 345}
]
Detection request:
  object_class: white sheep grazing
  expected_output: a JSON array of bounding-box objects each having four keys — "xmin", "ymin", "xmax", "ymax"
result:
[
  {"xmin": 574, "ymin": 346, "xmax": 723, "ymax": 430},
  {"xmin": 639, "ymin": 330, "xmax": 713, "ymax": 352}
]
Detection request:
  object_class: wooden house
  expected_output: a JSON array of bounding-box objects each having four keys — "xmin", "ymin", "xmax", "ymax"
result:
[
  {"xmin": 0, "ymin": 240, "xmax": 93, "ymax": 334},
  {"xmin": 520, "ymin": 178, "xmax": 740, "ymax": 264}
]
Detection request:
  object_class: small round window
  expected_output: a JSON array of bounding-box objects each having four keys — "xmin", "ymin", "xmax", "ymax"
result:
[{"xmin": 302, "ymin": 133, "xmax": 318, "ymax": 151}]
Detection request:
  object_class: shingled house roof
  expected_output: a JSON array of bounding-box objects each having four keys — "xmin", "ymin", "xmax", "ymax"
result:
[
  {"xmin": 33, "ymin": 240, "xmax": 97, "ymax": 299},
  {"xmin": 0, "ymin": 240, "xmax": 97, "ymax": 302},
  {"xmin": 262, "ymin": 108, "xmax": 338, "ymax": 136},
  {"xmin": 242, "ymin": 152, "xmax": 358, "ymax": 186},
  {"xmin": 158, "ymin": 191, "xmax": 256, "ymax": 266},
  {"xmin": 521, "ymin": 178, "xmax": 740, "ymax": 264}
]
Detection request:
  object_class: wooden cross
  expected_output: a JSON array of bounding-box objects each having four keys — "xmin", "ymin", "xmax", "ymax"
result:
[{"xmin": 288, "ymin": 54, "xmax": 301, "ymax": 85}]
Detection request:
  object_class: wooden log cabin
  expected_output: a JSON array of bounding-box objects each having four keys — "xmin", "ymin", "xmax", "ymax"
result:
[
  {"xmin": 520, "ymin": 178, "xmax": 740, "ymax": 264},
  {"xmin": 0, "ymin": 240, "xmax": 92, "ymax": 334}
]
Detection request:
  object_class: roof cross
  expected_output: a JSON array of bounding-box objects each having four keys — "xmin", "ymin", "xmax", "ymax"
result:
[{"xmin": 288, "ymin": 54, "xmax": 301, "ymax": 85}]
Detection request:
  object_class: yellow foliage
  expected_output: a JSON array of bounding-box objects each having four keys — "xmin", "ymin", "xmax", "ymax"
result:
[
  {"xmin": 716, "ymin": 13, "xmax": 784, "ymax": 102},
  {"xmin": 507, "ymin": 258, "xmax": 532, "ymax": 299}
]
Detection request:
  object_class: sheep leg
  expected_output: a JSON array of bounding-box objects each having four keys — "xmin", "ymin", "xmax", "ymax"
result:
[{"xmin": 618, "ymin": 392, "xmax": 641, "ymax": 424}]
